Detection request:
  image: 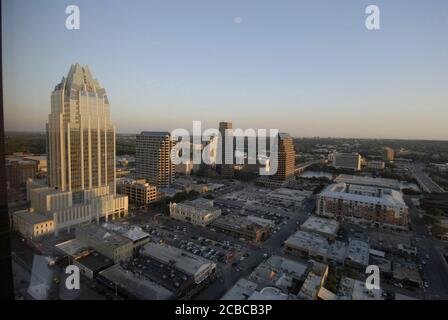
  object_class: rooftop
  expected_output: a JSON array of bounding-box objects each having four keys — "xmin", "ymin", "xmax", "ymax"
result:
[
  {"xmin": 75, "ymin": 251, "xmax": 113, "ymax": 272},
  {"xmin": 221, "ymin": 278, "xmax": 258, "ymax": 300},
  {"xmin": 55, "ymin": 238, "xmax": 91, "ymax": 258},
  {"xmin": 301, "ymin": 216, "xmax": 340, "ymax": 237},
  {"xmin": 99, "ymin": 264, "xmax": 174, "ymax": 300},
  {"xmin": 13, "ymin": 209, "xmax": 52, "ymax": 225},
  {"xmin": 139, "ymin": 131, "xmax": 171, "ymax": 137},
  {"xmin": 284, "ymin": 230, "xmax": 370, "ymax": 266},
  {"xmin": 335, "ymin": 174, "xmax": 401, "ymax": 190},
  {"xmin": 212, "ymin": 214, "xmax": 274, "ymax": 231},
  {"xmin": 297, "ymin": 272, "xmax": 323, "ymax": 300},
  {"xmin": 176, "ymin": 198, "xmax": 218, "ymax": 212},
  {"xmin": 346, "ymin": 240, "xmax": 370, "ymax": 266},
  {"xmin": 248, "ymin": 287, "xmax": 290, "ymax": 300},
  {"xmin": 249, "ymin": 255, "xmax": 308, "ymax": 292},
  {"xmin": 338, "ymin": 277, "xmax": 383, "ymax": 300},
  {"xmin": 320, "ymin": 182, "xmax": 406, "ymax": 208},
  {"xmin": 76, "ymin": 224, "xmax": 132, "ymax": 248},
  {"xmin": 141, "ymin": 243, "xmax": 214, "ymax": 277},
  {"xmin": 102, "ymin": 222, "xmax": 150, "ymax": 242}
]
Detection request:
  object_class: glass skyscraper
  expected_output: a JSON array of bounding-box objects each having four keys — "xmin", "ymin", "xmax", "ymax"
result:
[{"xmin": 47, "ymin": 64, "xmax": 116, "ymax": 193}]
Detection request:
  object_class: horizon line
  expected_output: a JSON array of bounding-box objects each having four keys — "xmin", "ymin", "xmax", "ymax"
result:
[{"xmin": 4, "ymin": 130, "xmax": 448, "ymax": 143}]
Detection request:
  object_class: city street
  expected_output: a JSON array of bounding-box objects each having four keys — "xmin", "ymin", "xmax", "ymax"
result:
[
  {"xmin": 412, "ymin": 162, "xmax": 445, "ymax": 193},
  {"xmin": 405, "ymin": 195, "xmax": 448, "ymax": 298}
]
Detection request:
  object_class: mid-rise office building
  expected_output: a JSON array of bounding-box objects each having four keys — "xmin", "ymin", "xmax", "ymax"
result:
[
  {"xmin": 6, "ymin": 159, "xmax": 37, "ymax": 188},
  {"xmin": 384, "ymin": 147, "xmax": 395, "ymax": 162},
  {"xmin": 366, "ymin": 160, "xmax": 385, "ymax": 170},
  {"xmin": 332, "ymin": 153, "xmax": 362, "ymax": 171},
  {"xmin": 136, "ymin": 132, "xmax": 175, "ymax": 188},
  {"xmin": 117, "ymin": 178, "xmax": 158, "ymax": 206}
]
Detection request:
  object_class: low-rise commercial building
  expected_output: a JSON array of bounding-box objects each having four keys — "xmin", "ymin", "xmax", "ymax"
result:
[
  {"xmin": 169, "ymin": 198, "xmax": 221, "ymax": 227},
  {"xmin": 102, "ymin": 222, "xmax": 150, "ymax": 254},
  {"xmin": 98, "ymin": 264, "xmax": 175, "ymax": 300},
  {"xmin": 73, "ymin": 252, "xmax": 114, "ymax": 279},
  {"xmin": 301, "ymin": 216, "xmax": 340, "ymax": 240},
  {"xmin": 75, "ymin": 224, "xmax": 133, "ymax": 262},
  {"xmin": 12, "ymin": 209, "xmax": 54, "ymax": 239},
  {"xmin": 265, "ymin": 188, "xmax": 312, "ymax": 208},
  {"xmin": 297, "ymin": 270, "xmax": 328, "ymax": 300},
  {"xmin": 249, "ymin": 256, "xmax": 309, "ymax": 294},
  {"xmin": 141, "ymin": 243, "xmax": 216, "ymax": 284},
  {"xmin": 392, "ymin": 259, "xmax": 422, "ymax": 287},
  {"xmin": 338, "ymin": 277, "xmax": 383, "ymax": 300},
  {"xmin": 222, "ymin": 256, "xmax": 328, "ymax": 300},
  {"xmin": 211, "ymin": 214, "xmax": 274, "ymax": 242},
  {"xmin": 284, "ymin": 230, "xmax": 370, "ymax": 269}
]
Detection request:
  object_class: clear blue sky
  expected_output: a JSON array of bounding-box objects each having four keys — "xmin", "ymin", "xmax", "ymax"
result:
[{"xmin": 2, "ymin": 0, "xmax": 448, "ymax": 139}]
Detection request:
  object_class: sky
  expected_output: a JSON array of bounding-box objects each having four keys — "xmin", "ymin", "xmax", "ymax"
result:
[{"xmin": 2, "ymin": 0, "xmax": 448, "ymax": 140}]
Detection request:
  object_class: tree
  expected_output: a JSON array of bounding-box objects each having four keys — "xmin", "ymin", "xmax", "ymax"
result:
[
  {"xmin": 431, "ymin": 225, "xmax": 448, "ymax": 239},
  {"xmin": 427, "ymin": 208, "xmax": 444, "ymax": 217},
  {"xmin": 422, "ymin": 214, "xmax": 441, "ymax": 226}
]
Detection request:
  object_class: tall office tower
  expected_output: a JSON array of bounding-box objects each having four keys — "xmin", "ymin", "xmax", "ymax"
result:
[
  {"xmin": 384, "ymin": 147, "xmax": 395, "ymax": 162},
  {"xmin": 273, "ymin": 133, "xmax": 295, "ymax": 181},
  {"xmin": 136, "ymin": 132, "xmax": 175, "ymax": 188},
  {"xmin": 218, "ymin": 121, "xmax": 234, "ymax": 178},
  {"xmin": 47, "ymin": 63, "xmax": 115, "ymax": 193}
]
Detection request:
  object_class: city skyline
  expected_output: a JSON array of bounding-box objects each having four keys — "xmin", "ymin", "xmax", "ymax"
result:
[{"xmin": 3, "ymin": 0, "xmax": 448, "ymax": 140}]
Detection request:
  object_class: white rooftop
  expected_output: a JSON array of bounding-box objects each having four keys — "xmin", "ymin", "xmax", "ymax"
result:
[
  {"xmin": 102, "ymin": 222, "xmax": 150, "ymax": 242},
  {"xmin": 301, "ymin": 216, "xmax": 340, "ymax": 237},
  {"xmin": 285, "ymin": 230, "xmax": 369, "ymax": 266},
  {"xmin": 320, "ymin": 182, "xmax": 406, "ymax": 208},
  {"xmin": 221, "ymin": 278, "xmax": 258, "ymax": 300},
  {"xmin": 141, "ymin": 243, "xmax": 215, "ymax": 277},
  {"xmin": 335, "ymin": 174, "xmax": 401, "ymax": 190},
  {"xmin": 338, "ymin": 277, "xmax": 383, "ymax": 300}
]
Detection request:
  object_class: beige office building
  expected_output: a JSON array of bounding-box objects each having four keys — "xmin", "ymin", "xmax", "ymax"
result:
[
  {"xmin": 136, "ymin": 132, "xmax": 175, "ymax": 188},
  {"xmin": 13, "ymin": 209, "xmax": 54, "ymax": 240},
  {"xmin": 117, "ymin": 178, "xmax": 158, "ymax": 206},
  {"xmin": 384, "ymin": 147, "xmax": 395, "ymax": 162},
  {"xmin": 274, "ymin": 133, "xmax": 295, "ymax": 181}
]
